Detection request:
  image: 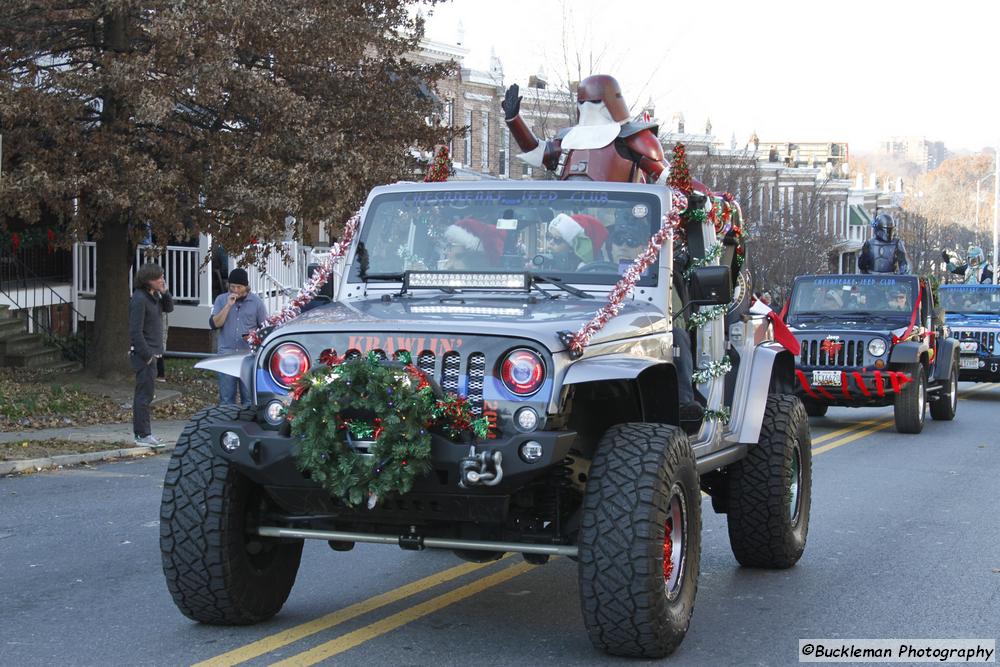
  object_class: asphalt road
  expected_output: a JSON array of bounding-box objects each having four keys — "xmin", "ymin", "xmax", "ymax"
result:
[{"xmin": 2, "ymin": 383, "xmax": 998, "ymax": 666}]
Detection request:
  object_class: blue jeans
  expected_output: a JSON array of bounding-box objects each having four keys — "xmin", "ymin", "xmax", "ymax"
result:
[{"xmin": 218, "ymin": 374, "xmax": 251, "ymax": 407}]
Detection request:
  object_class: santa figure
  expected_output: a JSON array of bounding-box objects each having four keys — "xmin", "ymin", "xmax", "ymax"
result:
[
  {"xmin": 502, "ymin": 74, "xmax": 668, "ymax": 183},
  {"xmin": 441, "ymin": 218, "xmax": 505, "ymax": 270}
]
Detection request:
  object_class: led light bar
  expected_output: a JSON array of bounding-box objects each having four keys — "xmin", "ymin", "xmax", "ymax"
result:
[{"xmin": 405, "ymin": 271, "xmax": 528, "ymax": 291}]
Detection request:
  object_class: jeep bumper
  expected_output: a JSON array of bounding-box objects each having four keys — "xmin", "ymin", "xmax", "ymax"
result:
[
  {"xmin": 795, "ymin": 368, "xmax": 912, "ymax": 406},
  {"xmin": 957, "ymin": 355, "xmax": 1000, "ymax": 381},
  {"xmin": 202, "ymin": 417, "xmax": 576, "ymax": 500}
]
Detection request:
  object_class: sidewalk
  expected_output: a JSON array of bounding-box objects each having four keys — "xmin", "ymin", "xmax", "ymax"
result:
[{"xmin": 0, "ymin": 419, "xmax": 189, "ymax": 476}]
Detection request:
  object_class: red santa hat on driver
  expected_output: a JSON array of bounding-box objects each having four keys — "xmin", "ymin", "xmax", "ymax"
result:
[
  {"xmin": 547, "ymin": 213, "xmax": 608, "ymax": 262},
  {"xmin": 444, "ymin": 218, "xmax": 505, "ymax": 263}
]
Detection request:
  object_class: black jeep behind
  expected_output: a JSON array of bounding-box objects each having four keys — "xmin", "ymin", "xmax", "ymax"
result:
[{"xmin": 784, "ymin": 274, "xmax": 960, "ymax": 433}]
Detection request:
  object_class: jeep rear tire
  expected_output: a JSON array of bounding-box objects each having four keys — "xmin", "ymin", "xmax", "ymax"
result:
[
  {"xmin": 894, "ymin": 364, "xmax": 926, "ymax": 434},
  {"xmin": 803, "ymin": 401, "xmax": 828, "ymax": 418},
  {"xmin": 726, "ymin": 394, "xmax": 811, "ymax": 568},
  {"xmin": 161, "ymin": 406, "xmax": 303, "ymax": 624},
  {"xmin": 929, "ymin": 360, "xmax": 958, "ymax": 421},
  {"xmin": 578, "ymin": 423, "xmax": 701, "ymax": 658}
]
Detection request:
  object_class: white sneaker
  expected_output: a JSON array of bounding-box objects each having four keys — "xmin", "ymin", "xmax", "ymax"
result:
[{"xmin": 135, "ymin": 434, "xmax": 165, "ymax": 448}]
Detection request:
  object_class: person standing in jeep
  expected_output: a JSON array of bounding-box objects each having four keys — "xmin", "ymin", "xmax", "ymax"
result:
[{"xmin": 858, "ymin": 213, "xmax": 910, "ymax": 275}]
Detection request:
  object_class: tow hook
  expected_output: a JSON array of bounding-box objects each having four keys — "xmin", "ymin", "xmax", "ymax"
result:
[{"xmin": 458, "ymin": 446, "xmax": 503, "ymax": 488}]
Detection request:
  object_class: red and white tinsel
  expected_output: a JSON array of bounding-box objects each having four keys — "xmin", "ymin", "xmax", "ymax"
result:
[
  {"xmin": 246, "ymin": 207, "xmax": 363, "ymax": 350},
  {"xmin": 560, "ymin": 190, "xmax": 688, "ymax": 358}
]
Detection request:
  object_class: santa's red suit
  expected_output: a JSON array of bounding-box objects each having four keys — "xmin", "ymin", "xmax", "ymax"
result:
[{"xmin": 502, "ymin": 75, "xmax": 667, "ymax": 184}]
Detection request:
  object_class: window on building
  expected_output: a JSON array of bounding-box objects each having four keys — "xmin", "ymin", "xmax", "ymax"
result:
[
  {"xmin": 480, "ymin": 111, "xmax": 490, "ymax": 171},
  {"xmin": 499, "ymin": 129, "xmax": 509, "ymax": 177},
  {"xmin": 463, "ymin": 110, "xmax": 472, "ymax": 166}
]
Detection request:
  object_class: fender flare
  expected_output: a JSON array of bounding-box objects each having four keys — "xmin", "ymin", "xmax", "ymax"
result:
[
  {"xmin": 562, "ymin": 354, "xmax": 678, "ymax": 424},
  {"xmin": 729, "ymin": 343, "xmax": 795, "ymax": 445},
  {"xmin": 196, "ymin": 353, "xmax": 255, "ymax": 392},
  {"xmin": 889, "ymin": 341, "xmax": 924, "ymax": 365},
  {"xmin": 932, "ymin": 337, "xmax": 960, "ymax": 382}
]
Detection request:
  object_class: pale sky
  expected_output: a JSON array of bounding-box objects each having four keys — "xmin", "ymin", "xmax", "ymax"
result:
[{"xmin": 424, "ymin": 0, "xmax": 1000, "ymax": 154}]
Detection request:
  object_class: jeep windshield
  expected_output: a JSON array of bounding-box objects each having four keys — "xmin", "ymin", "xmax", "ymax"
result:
[
  {"xmin": 787, "ymin": 275, "xmax": 918, "ymax": 325},
  {"xmin": 347, "ymin": 187, "xmax": 663, "ymax": 288},
  {"xmin": 938, "ymin": 285, "xmax": 1000, "ymax": 315}
]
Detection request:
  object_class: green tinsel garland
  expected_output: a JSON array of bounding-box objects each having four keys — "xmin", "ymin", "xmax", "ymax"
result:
[
  {"xmin": 692, "ymin": 355, "xmax": 733, "ymax": 385},
  {"xmin": 703, "ymin": 407, "xmax": 731, "ymax": 424},
  {"xmin": 686, "ymin": 304, "xmax": 728, "ymax": 330},
  {"xmin": 683, "ymin": 243, "xmax": 723, "ymax": 278},
  {"xmin": 290, "ymin": 351, "xmax": 488, "ymax": 508}
]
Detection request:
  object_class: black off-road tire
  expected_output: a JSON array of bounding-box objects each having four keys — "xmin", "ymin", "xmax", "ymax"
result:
[
  {"xmin": 726, "ymin": 394, "xmax": 811, "ymax": 568},
  {"xmin": 803, "ymin": 401, "xmax": 828, "ymax": 418},
  {"xmin": 929, "ymin": 360, "xmax": 958, "ymax": 421},
  {"xmin": 160, "ymin": 406, "xmax": 303, "ymax": 625},
  {"xmin": 894, "ymin": 364, "xmax": 926, "ymax": 434},
  {"xmin": 578, "ymin": 423, "xmax": 701, "ymax": 658}
]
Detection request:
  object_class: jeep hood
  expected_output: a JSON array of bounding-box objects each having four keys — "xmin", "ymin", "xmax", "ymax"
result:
[
  {"xmin": 945, "ymin": 314, "xmax": 1000, "ymax": 327},
  {"xmin": 788, "ymin": 319, "xmax": 908, "ymax": 334},
  {"xmin": 270, "ymin": 295, "xmax": 667, "ymax": 353}
]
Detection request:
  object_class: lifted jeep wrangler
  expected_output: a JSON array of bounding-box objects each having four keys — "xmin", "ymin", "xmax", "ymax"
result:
[{"xmin": 160, "ymin": 180, "xmax": 811, "ymax": 658}]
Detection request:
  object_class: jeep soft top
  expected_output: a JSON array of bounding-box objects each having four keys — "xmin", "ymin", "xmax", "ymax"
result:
[{"xmin": 161, "ymin": 180, "xmax": 811, "ymax": 658}]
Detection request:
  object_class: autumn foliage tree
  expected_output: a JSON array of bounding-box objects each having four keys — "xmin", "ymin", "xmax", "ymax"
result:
[{"xmin": 0, "ymin": 0, "xmax": 451, "ymax": 376}]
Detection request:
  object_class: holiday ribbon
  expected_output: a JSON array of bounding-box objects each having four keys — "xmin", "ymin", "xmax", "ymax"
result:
[{"xmin": 246, "ymin": 207, "xmax": 363, "ymax": 349}]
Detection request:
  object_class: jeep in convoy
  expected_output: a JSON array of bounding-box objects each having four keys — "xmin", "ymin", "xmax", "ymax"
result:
[
  {"xmin": 938, "ymin": 284, "xmax": 1000, "ymax": 382},
  {"xmin": 160, "ymin": 180, "xmax": 811, "ymax": 658},
  {"xmin": 784, "ymin": 273, "xmax": 959, "ymax": 433}
]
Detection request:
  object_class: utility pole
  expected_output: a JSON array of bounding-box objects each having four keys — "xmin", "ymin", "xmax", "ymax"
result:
[{"xmin": 994, "ymin": 141, "xmax": 999, "ymax": 283}]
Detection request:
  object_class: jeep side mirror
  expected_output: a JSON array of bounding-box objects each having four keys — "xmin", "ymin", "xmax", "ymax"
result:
[{"xmin": 688, "ymin": 266, "xmax": 732, "ymax": 306}]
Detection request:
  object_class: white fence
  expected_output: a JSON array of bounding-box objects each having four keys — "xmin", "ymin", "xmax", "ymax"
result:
[{"xmin": 74, "ymin": 239, "xmax": 340, "ymax": 323}]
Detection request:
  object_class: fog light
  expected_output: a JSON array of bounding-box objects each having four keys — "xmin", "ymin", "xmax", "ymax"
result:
[
  {"xmin": 979, "ymin": 359, "xmax": 986, "ymax": 368},
  {"xmin": 519, "ymin": 440, "xmax": 543, "ymax": 463},
  {"xmin": 221, "ymin": 431, "xmax": 241, "ymax": 452},
  {"xmin": 874, "ymin": 359, "xmax": 885, "ymax": 369},
  {"xmin": 264, "ymin": 400, "xmax": 286, "ymax": 426},
  {"xmin": 514, "ymin": 407, "xmax": 539, "ymax": 432}
]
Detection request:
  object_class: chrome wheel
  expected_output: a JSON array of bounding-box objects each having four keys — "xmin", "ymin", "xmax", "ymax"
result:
[
  {"xmin": 663, "ymin": 484, "xmax": 687, "ymax": 599},
  {"xmin": 788, "ymin": 441, "xmax": 802, "ymax": 524}
]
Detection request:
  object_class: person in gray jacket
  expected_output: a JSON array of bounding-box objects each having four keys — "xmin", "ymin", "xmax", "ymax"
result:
[
  {"xmin": 210, "ymin": 268, "xmax": 268, "ymax": 405},
  {"xmin": 129, "ymin": 263, "xmax": 174, "ymax": 447}
]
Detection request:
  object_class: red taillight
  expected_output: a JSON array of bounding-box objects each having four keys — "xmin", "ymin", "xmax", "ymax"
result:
[
  {"xmin": 269, "ymin": 343, "xmax": 310, "ymax": 388},
  {"xmin": 500, "ymin": 349, "xmax": 545, "ymax": 396}
]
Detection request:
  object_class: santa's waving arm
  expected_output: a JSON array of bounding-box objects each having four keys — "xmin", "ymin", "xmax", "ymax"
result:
[{"xmin": 502, "ymin": 84, "xmax": 562, "ymax": 172}]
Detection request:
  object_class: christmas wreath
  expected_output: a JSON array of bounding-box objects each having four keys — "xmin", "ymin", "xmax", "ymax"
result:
[{"xmin": 289, "ymin": 350, "xmax": 489, "ymax": 508}]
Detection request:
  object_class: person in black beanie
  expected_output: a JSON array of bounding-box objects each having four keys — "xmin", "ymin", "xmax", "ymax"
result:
[
  {"xmin": 129, "ymin": 263, "xmax": 173, "ymax": 447},
  {"xmin": 209, "ymin": 268, "xmax": 268, "ymax": 405}
]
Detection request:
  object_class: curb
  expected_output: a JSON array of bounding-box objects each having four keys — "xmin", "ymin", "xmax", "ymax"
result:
[{"xmin": 0, "ymin": 443, "xmax": 176, "ymax": 476}]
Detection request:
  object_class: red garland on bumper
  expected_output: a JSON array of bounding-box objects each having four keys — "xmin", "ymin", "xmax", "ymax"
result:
[{"xmin": 796, "ymin": 369, "xmax": 912, "ymax": 401}]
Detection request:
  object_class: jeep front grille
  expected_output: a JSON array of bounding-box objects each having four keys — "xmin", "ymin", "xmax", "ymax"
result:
[
  {"xmin": 342, "ymin": 347, "xmax": 488, "ymax": 419},
  {"xmin": 798, "ymin": 337, "xmax": 866, "ymax": 367},
  {"xmin": 950, "ymin": 329, "xmax": 996, "ymax": 352}
]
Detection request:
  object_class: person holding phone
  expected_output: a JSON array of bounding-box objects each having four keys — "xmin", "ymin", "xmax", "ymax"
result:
[
  {"xmin": 210, "ymin": 268, "xmax": 268, "ymax": 405},
  {"xmin": 129, "ymin": 263, "xmax": 174, "ymax": 447}
]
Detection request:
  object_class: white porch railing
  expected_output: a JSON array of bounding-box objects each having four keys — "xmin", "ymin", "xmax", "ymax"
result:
[{"xmin": 77, "ymin": 242, "xmax": 211, "ymax": 304}]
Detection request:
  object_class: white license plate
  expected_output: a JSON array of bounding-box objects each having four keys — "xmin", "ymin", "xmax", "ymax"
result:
[
  {"xmin": 960, "ymin": 357, "xmax": 980, "ymax": 370},
  {"xmin": 959, "ymin": 341, "xmax": 978, "ymax": 352},
  {"xmin": 812, "ymin": 370, "xmax": 842, "ymax": 386}
]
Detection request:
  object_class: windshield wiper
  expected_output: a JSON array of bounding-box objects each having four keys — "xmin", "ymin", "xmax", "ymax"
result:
[
  {"xmin": 789, "ymin": 311, "xmax": 840, "ymax": 321},
  {"xmin": 361, "ymin": 272, "xmax": 406, "ymax": 282},
  {"xmin": 528, "ymin": 273, "xmax": 593, "ymax": 299}
]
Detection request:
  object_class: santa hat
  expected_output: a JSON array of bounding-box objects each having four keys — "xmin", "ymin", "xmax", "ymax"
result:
[
  {"xmin": 444, "ymin": 218, "xmax": 504, "ymax": 263},
  {"xmin": 547, "ymin": 213, "xmax": 609, "ymax": 262}
]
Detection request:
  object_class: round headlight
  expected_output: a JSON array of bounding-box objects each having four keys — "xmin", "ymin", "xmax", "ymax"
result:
[
  {"xmin": 868, "ymin": 339, "xmax": 887, "ymax": 357},
  {"xmin": 269, "ymin": 343, "xmax": 310, "ymax": 388},
  {"xmin": 264, "ymin": 400, "xmax": 286, "ymax": 426},
  {"xmin": 221, "ymin": 431, "xmax": 241, "ymax": 452},
  {"xmin": 514, "ymin": 407, "xmax": 539, "ymax": 432},
  {"xmin": 499, "ymin": 349, "xmax": 545, "ymax": 396}
]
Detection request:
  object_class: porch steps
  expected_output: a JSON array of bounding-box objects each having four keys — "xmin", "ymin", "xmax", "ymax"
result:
[{"xmin": 0, "ymin": 305, "xmax": 82, "ymax": 372}]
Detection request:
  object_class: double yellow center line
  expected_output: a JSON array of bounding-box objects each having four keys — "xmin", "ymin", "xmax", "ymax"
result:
[{"xmin": 197, "ymin": 383, "xmax": 998, "ymax": 666}]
